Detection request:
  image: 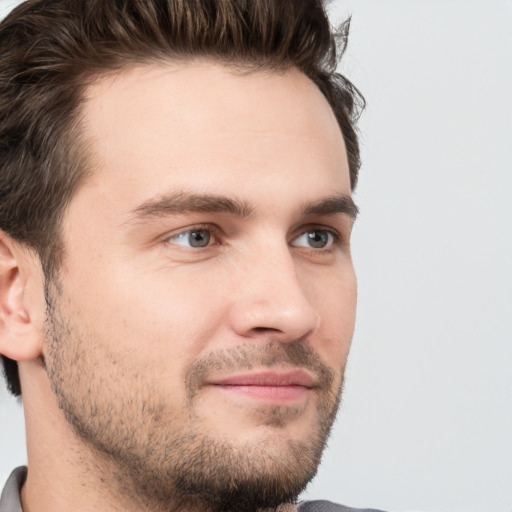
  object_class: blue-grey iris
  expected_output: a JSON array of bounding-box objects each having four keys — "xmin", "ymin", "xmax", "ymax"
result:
[
  {"xmin": 189, "ymin": 230, "xmax": 211, "ymax": 248},
  {"xmin": 307, "ymin": 231, "xmax": 329, "ymax": 248}
]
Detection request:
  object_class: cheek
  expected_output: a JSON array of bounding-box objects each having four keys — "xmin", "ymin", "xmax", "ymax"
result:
[
  {"xmin": 62, "ymin": 258, "xmax": 228, "ymax": 383},
  {"xmin": 329, "ymin": 271, "xmax": 357, "ymax": 335},
  {"xmin": 306, "ymin": 264, "xmax": 357, "ymax": 364}
]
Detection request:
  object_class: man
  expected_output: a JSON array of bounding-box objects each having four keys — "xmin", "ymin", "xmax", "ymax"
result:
[{"xmin": 0, "ymin": 1, "xmax": 382, "ymax": 511}]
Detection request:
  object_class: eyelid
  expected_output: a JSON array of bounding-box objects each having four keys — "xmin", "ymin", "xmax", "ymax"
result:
[
  {"xmin": 290, "ymin": 224, "xmax": 343, "ymax": 246},
  {"xmin": 164, "ymin": 223, "xmax": 222, "ymax": 248},
  {"xmin": 161, "ymin": 222, "xmax": 346, "ymax": 251}
]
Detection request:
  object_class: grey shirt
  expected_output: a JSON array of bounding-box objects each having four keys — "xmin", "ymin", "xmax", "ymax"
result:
[
  {"xmin": 0, "ymin": 467, "xmax": 385, "ymax": 512},
  {"xmin": 0, "ymin": 467, "xmax": 26, "ymax": 512}
]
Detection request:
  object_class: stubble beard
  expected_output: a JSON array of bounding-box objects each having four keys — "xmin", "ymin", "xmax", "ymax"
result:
[{"xmin": 43, "ymin": 280, "xmax": 345, "ymax": 512}]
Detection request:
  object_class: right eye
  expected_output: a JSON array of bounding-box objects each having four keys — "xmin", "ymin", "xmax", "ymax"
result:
[{"xmin": 167, "ymin": 227, "xmax": 215, "ymax": 248}]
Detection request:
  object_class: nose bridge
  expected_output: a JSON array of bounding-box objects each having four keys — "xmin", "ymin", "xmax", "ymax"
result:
[{"xmin": 229, "ymin": 237, "xmax": 320, "ymax": 340}]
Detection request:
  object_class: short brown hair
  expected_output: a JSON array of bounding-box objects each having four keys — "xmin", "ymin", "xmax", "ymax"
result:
[{"xmin": 0, "ymin": 0, "xmax": 364, "ymax": 396}]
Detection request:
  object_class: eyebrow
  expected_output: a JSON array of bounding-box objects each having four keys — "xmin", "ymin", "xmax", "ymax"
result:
[
  {"xmin": 128, "ymin": 191, "xmax": 358, "ymax": 223},
  {"xmin": 129, "ymin": 192, "xmax": 254, "ymax": 222},
  {"xmin": 301, "ymin": 194, "xmax": 359, "ymax": 221}
]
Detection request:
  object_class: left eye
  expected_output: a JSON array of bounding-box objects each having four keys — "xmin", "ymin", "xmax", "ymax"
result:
[
  {"xmin": 291, "ymin": 229, "xmax": 335, "ymax": 249},
  {"xmin": 168, "ymin": 229, "xmax": 213, "ymax": 248}
]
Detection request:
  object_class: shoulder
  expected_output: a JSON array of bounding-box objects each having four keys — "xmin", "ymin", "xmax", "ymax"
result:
[{"xmin": 299, "ymin": 500, "xmax": 388, "ymax": 512}]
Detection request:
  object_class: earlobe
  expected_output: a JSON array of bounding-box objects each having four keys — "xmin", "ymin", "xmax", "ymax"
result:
[{"xmin": 0, "ymin": 232, "xmax": 44, "ymax": 361}]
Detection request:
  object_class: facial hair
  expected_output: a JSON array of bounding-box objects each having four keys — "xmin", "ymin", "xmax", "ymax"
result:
[{"xmin": 43, "ymin": 280, "xmax": 345, "ymax": 512}]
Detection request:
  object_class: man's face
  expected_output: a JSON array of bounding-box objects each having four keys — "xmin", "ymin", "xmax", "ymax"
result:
[{"xmin": 44, "ymin": 62, "xmax": 357, "ymax": 511}]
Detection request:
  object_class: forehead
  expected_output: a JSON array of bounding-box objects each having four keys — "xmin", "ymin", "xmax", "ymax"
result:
[{"xmin": 78, "ymin": 61, "xmax": 350, "ymax": 213}]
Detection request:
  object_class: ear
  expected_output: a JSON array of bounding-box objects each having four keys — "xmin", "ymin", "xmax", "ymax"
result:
[{"xmin": 0, "ymin": 232, "xmax": 45, "ymax": 361}]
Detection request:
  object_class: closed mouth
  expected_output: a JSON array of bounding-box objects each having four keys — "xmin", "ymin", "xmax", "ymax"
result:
[{"xmin": 205, "ymin": 369, "xmax": 317, "ymax": 402}]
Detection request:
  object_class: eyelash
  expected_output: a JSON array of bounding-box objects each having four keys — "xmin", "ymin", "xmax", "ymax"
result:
[
  {"xmin": 164, "ymin": 223, "xmax": 344, "ymax": 250},
  {"xmin": 296, "ymin": 225, "xmax": 345, "ymax": 253},
  {"xmin": 165, "ymin": 223, "xmax": 223, "ymax": 247}
]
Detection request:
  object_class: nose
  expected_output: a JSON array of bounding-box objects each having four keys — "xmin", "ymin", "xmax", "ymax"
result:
[{"xmin": 228, "ymin": 245, "xmax": 321, "ymax": 342}]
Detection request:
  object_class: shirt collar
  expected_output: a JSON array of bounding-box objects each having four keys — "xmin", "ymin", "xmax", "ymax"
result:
[{"xmin": 0, "ymin": 467, "xmax": 26, "ymax": 512}]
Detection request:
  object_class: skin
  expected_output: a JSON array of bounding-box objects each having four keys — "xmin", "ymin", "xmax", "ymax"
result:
[{"xmin": 0, "ymin": 61, "xmax": 357, "ymax": 512}]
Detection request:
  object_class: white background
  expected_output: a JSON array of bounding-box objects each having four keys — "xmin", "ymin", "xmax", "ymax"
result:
[{"xmin": 1, "ymin": 1, "xmax": 511, "ymax": 512}]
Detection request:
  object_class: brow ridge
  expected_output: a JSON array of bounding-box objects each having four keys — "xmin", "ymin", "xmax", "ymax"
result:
[
  {"xmin": 129, "ymin": 191, "xmax": 254, "ymax": 221},
  {"xmin": 128, "ymin": 191, "xmax": 358, "ymax": 224},
  {"xmin": 301, "ymin": 194, "xmax": 359, "ymax": 221}
]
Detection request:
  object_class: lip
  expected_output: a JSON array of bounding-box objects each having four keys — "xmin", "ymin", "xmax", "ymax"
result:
[
  {"xmin": 209, "ymin": 369, "xmax": 316, "ymax": 387},
  {"xmin": 205, "ymin": 369, "xmax": 317, "ymax": 402}
]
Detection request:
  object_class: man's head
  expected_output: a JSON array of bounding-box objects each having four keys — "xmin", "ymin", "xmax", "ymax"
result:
[{"xmin": 0, "ymin": 1, "xmax": 363, "ymax": 511}]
